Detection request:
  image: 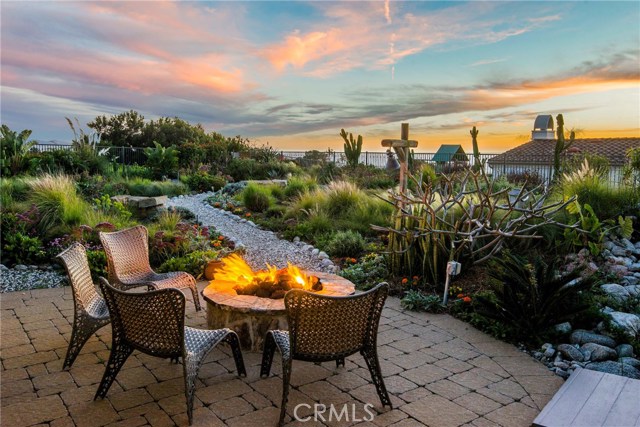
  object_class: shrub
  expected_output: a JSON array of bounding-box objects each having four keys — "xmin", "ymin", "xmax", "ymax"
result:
[
  {"xmin": 144, "ymin": 142, "xmax": 179, "ymax": 179},
  {"xmin": 0, "ymin": 125, "xmax": 36, "ymax": 176},
  {"xmin": 473, "ymin": 251, "xmax": 595, "ymax": 345},
  {"xmin": 226, "ymin": 158, "xmax": 299, "ymax": 181},
  {"xmin": 102, "ymin": 177, "xmax": 187, "ymax": 197},
  {"xmin": 183, "ymin": 172, "xmax": 226, "ymax": 193},
  {"xmin": 401, "ymin": 291, "xmax": 445, "ymax": 313},
  {"xmin": 340, "ymin": 253, "xmax": 389, "ymax": 290},
  {"xmin": 325, "ymin": 230, "xmax": 366, "ymax": 257},
  {"xmin": 157, "ymin": 249, "xmax": 221, "ymax": 278},
  {"xmin": 0, "ymin": 177, "xmax": 30, "ymax": 210},
  {"xmin": 28, "ymin": 174, "xmax": 87, "ymax": 232},
  {"xmin": 325, "ymin": 181, "xmax": 362, "ymax": 217},
  {"xmin": 241, "ymin": 184, "xmax": 272, "ymax": 212}
]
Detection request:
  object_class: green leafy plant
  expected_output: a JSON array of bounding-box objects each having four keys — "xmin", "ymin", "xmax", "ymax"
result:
[
  {"xmin": 183, "ymin": 172, "xmax": 226, "ymax": 193},
  {"xmin": 340, "ymin": 253, "xmax": 389, "ymax": 290},
  {"xmin": 156, "ymin": 249, "xmax": 221, "ymax": 279},
  {"xmin": 340, "ymin": 128, "xmax": 363, "ymax": 168},
  {"xmin": 0, "ymin": 124, "xmax": 36, "ymax": 176},
  {"xmin": 553, "ymin": 113, "xmax": 575, "ymax": 181},
  {"xmin": 325, "ymin": 230, "xmax": 366, "ymax": 257},
  {"xmin": 473, "ymin": 252, "xmax": 594, "ymax": 345},
  {"xmin": 144, "ymin": 142, "xmax": 179, "ymax": 179},
  {"xmin": 401, "ymin": 290, "xmax": 445, "ymax": 313}
]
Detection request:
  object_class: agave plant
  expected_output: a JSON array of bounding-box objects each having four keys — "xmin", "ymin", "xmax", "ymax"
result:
[{"xmin": 473, "ymin": 251, "xmax": 594, "ymax": 345}]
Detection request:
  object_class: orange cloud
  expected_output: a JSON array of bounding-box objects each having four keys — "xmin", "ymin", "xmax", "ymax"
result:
[{"xmin": 265, "ymin": 29, "xmax": 348, "ymax": 71}]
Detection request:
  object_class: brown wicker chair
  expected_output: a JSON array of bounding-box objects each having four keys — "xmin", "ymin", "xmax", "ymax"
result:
[
  {"xmin": 260, "ymin": 282, "xmax": 392, "ymax": 426},
  {"xmin": 56, "ymin": 243, "xmax": 111, "ymax": 370},
  {"xmin": 99, "ymin": 225, "xmax": 202, "ymax": 311},
  {"xmin": 95, "ymin": 277, "xmax": 246, "ymax": 425}
]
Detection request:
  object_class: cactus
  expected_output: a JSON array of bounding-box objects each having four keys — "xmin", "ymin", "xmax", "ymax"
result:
[
  {"xmin": 340, "ymin": 128, "xmax": 363, "ymax": 168},
  {"xmin": 553, "ymin": 114, "xmax": 575, "ymax": 181},
  {"xmin": 470, "ymin": 126, "xmax": 481, "ymax": 171}
]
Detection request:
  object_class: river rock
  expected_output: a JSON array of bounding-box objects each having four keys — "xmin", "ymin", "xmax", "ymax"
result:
[
  {"xmin": 625, "ymin": 285, "xmax": 640, "ymax": 297},
  {"xmin": 558, "ymin": 344, "xmax": 584, "ymax": 362},
  {"xmin": 616, "ymin": 344, "xmax": 635, "ymax": 358},
  {"xmin": 609, "ymin": 312, "xmax": 640, "ymax": 339},
  {"xmin": 580, "ymin": 343, "xmax": 617, "ymax": 362},
  {"xmin": 570, "ymin": 330, "xmax": 617, "ymax": 348},
  {"xmin": 600, "ymin": 284, "xmax": 630, "ymax": 303},
  {"xmin": 554, "ymin": 322, "xmax": 572, "ymax": 335},
  {"xmin": 620, "ymin": 357, "xmax": 640, "ymax": 369},
  {"xmin": 543, "ymin": 346, "xmax": 556, "ymax": 358},
  {"xmin": 586, "ymin": 361, "xmax": 640, "ymax": 380}
]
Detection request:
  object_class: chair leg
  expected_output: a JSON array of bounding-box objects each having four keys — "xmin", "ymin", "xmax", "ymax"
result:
[
  {"xmin": 223, "ymin": 332, "xmax": 246, "ymax": 377},
  {"xmin": 361, "ymin": 347, "xmax": 392, "ymax": 409},
  {"xmin": 63, "ymin": 314, "xmax": 102, "ymax": 370},
  {"xmin": 335, "ymin": 357, "xmax": 345, "ymax": 368},
  {"xmin": 188, "ymin": 277, "xmax": 201, "ymax": 311},
  {"xmin": 278, "ymin": 358, "xmax": 292, "ymax": 427},
  {"xmin": 94, "ymin": 337, "xmax": 133, "ymax": 400},
  {"xmin": 183, "ymin": 354, "xmax": 198, "ymax": 426},
  {"xmin": 260, "ymin": 332, "xmax": 277, "ymax": 378}
]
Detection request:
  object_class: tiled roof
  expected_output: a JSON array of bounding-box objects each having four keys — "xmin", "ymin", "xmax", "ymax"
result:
[{"xmin": 488, "ymin": 138, "xmax": 640, "ymax": 166}]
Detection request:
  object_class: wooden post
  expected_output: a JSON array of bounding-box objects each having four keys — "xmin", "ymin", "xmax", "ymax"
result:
[{"xmin": 381, "ymin": 124, "xmax": 418, "ymax": 200}]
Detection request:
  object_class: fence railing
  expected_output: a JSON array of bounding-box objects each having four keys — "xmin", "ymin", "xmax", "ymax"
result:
[{"xmin": 31, "ymin": 144, "xmax": 630, "ymax": 187}]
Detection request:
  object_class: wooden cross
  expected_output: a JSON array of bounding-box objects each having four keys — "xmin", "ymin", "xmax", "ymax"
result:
[{"xmin": 381, "ymin": 123, "xmax": 418, "ymax": 196}]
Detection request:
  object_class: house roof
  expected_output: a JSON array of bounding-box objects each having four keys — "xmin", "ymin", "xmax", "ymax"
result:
[
  {"xmin": 433, "ymin": 144, "xmax": 468, "ymax": 162},
  {"xmin": 487, "ymin": 138, "xmax": 640, "ymax": 166}
]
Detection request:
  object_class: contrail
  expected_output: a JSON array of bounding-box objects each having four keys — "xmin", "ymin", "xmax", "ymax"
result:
[{"xmin": 384, "ymin": 0, "xmax": 391, "ymax": 24}]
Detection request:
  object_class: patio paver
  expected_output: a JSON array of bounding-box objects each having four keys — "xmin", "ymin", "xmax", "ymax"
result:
[{"xmin": 0, "ymin": 283, "xmax": 564, "ymax": 426}]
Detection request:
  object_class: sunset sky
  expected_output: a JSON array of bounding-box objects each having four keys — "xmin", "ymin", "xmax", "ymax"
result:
[{"xmin": 1, "ymin": 1, "xmax": 639, "ymax": 153}]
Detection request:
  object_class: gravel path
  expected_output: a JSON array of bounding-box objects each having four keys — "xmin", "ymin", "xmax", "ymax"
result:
[{"xmin": 167, "ymin": 192, "xmax": 337, "ymax": 273}]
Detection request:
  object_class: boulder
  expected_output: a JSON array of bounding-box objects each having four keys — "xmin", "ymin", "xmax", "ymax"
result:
[
  {"xmin": 585, "ymin": 361, "xmax": 640, "ymax": 380},
  {"xmin": 558, "ymin": 344, "xmax": 584, "ymax": 362},
  {"xmin": 580, "ymin": 343, "xmax": 617, "ymax": 362},
  {"xmin": 620, "ymin": 357, "xmax": 640, "ymax": 369},
  {"xmin": 600, "ymin": 284, "xmax": 630, "ymax": 303},
  {"xmin": 625, "ymin": 285, "xmax": 640, "ymax": 296},
  {"xmin": 570, "ymin": 329, "xmax": 617, "ymax": 348},
  {"xmin": 616, "ymin": 344, "xmax": 635, "ymax": 358},
  {"xmin": 554, "ymin": 322, "xmax": 572, "ymax": 335},
  {"xmin": 609, "ymin": 312, "xmax": 640, "ymax": 339}
]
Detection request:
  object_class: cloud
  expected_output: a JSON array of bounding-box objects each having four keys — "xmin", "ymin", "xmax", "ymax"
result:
[{"xmin": 262, "ymin": 2, "xmax": 564, "ymax": 78}]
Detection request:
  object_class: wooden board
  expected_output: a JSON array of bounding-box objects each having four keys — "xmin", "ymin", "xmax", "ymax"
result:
[{"xmin": 534, "ymin": 367, "xmax": 640, "ymax": 427}]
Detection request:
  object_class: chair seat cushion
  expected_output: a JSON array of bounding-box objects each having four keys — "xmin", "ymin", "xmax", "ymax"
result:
[
  {"xmin": 184, "ymin": 327, "xmax": 230, "ymax": 357},
  {"xmin": 86, "ymin": 295, "xmax": 110, "ymax": 320}
]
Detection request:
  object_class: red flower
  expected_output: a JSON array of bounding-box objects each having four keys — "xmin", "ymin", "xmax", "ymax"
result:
[
  {"xmin": 463, "ymin": 296, "xmax": 472, "ymax": 303},
  {"xmin": 401, "ymin": 278, "xmax": 408, "ymax": 284}
]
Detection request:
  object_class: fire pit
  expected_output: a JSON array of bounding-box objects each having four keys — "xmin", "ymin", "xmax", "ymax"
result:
[{"xmin": 202, "ymin": 255, "xmax": 355, "ymax": 351}]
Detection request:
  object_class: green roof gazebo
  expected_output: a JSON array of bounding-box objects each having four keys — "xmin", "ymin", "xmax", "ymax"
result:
[{"xmin": 432, "ymin": 145, "xmax": 468, "ymax": 163}]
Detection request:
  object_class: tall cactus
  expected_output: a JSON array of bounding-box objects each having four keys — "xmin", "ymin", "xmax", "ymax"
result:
[
  {"xmin": 340, "ymin": 128, "xmax": 363, "ymax": 168},
  {"xmin": 470, "ymin": 126, "xmax": 481, "ymax": 171},
  {"xmin": 553, "ymin": 114, "xmax": 575, "ymax": 181}
]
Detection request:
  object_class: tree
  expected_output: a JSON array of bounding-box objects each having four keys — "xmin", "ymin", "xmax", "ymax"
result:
[
  {"xmin": 340, "ymin": 129, "xmax": 363, "ymax": 168},
  {"xmin": 470, "ymin": 126, "xmax": 481, "ymax": 171},
  {"xmin": 88, "ymin": 110, "xmax": 145, "ymax": 147}
]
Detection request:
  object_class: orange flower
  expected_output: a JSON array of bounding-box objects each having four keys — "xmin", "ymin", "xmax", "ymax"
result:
[
  {"xmin": 457, "ymin": 293, "xmax": 465, "ymax": 299},
  {"xmin": 463, "ymin": 296, "xmax": 472, "ymax": 303},
  {"xmin": 213, "ymin": 242, "xmax": 221, "ymax": 247},
  {"xmin": 412, "ymin": 276, "xmax": 419, "ymax": 280},
  {"xmin": 218, "ymin": 235, "xmax": 225, "ymax": 241},
  {"xmin": 245, "ymin": 213, "xmax": 252, "ymax": 217},
  {"xmin": 350, "ymin": 258, "xmax": 357, "ymax": 263},
  {"xmin": 401, "ymin": 278, "xmax": 408, "ymax": 284}
]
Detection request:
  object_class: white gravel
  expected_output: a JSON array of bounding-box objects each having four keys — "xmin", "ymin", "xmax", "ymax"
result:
[
  {"xmin": 167, "ymin": 193, "xmax": 337, "ymax": 273},
  {"xmin": 0, "ymin": 264, "xmax": 66, "ymax": 293}
]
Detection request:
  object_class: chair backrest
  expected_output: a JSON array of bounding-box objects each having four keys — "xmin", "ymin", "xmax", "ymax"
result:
[
  {"xmin": 99, "ymin": 225, "xmax": 153, "ymax": 283},
  {"xmin": 285, "ymin": 283, "xmax": 388, "ymax": 360},
  {"xmin": 98, "ymin": 277, "xmax": 185, "ymax": 358},
  {"xmin": 57, "ymin": 242, "xmax": 101, "ymax": 312}
]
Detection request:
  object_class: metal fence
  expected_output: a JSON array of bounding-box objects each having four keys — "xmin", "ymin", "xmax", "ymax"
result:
[{"xmin": 31, "ymin": 144, "xmax": 630, "ymax": 187}]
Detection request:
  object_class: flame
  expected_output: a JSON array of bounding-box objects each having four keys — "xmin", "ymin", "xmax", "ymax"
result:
[{"xmin": 211, "ymin": 253, "xmax": 318, "ymax": 293}]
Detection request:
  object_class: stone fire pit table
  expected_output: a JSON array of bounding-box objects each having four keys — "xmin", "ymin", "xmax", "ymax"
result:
[{"xmin": 202, "ymin": 271, "xmax": 355, "ymax": 351}]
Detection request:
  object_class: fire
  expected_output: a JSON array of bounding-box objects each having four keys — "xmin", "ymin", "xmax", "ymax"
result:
[{"xmin": 210, "ymin": 254, "xmax": 322, "ymax": 298}]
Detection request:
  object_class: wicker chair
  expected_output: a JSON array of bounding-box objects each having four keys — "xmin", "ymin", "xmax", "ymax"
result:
[
  {"xmin": 99, "ymin": 225, "xmax": 202, "ymax": 311},
  {"xmin": 56, "ymin": 243, "xmax": 111, "ymax": 370},
  {"xmin": 95, "ymin": 277, "xmax": 246, "ymax": 425},
  {"xmin": 261, "ymin": 282, "xmax": 392, "ymax": 426}
]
